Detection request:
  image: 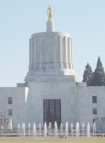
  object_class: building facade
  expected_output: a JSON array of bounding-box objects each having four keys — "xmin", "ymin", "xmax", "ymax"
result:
[{"xmin": 0, "ymin": 6, "xmax": 105, "ymax": 132}]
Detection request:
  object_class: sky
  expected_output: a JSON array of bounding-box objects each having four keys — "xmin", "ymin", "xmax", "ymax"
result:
[{"xmin": 0, "ymin": 0, "xmax": 105, "ymax": 87}]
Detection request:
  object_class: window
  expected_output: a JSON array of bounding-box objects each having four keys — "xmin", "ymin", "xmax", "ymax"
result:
[
  {"xmin": 8, "ymin": 97, "xmax": 12, "ymax": 104},
  {"xmin": 93, "ymin": 119, "xmax": 95, "ymax": 123},
  {"xmin": 8, "ymin": 109, "xmax": 12, "ymax": 116},
  {"xmin": 92, "ymin": 96, "xmax": 97, "ymax": 103},
  {"xmin": 93, "ymin": 108, "xmax": 97, "ymax": 115}
]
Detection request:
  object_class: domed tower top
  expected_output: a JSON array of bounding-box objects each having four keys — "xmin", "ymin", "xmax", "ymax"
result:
[{"xmin": 47, "ymin": 5, "xmax": 55, "ymax": 32}]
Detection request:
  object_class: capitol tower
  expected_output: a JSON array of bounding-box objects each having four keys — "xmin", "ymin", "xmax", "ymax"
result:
[{"xmin": 25, "ymin": 6, "xmax": 76, "ymax": 84}]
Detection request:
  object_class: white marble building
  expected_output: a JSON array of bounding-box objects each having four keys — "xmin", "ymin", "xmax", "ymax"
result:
[{"xmin": 0, "ymin": 6, "xmax": 105, "ymax": 132}]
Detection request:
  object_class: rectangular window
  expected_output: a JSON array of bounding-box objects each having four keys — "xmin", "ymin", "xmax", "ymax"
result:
[
  {"xmin": 92, "ymin": 96, "xmax": 97, "ymax": 103},
  {"xmin": 8, "ymin": 97, "xmax": 12, "ymax": 104},
  {"xmin": 93, "ymin": 108, "xmax": 97, "ymax": 115},
  {"xmin": 8, "ymin": 109, "xmax": 12, "ymax": 116},
  {"xmin": 93, "ymin": 119, "xmax": 95, "ymax": 123}
]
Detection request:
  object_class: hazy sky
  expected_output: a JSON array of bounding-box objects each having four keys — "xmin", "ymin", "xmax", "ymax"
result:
[{"xmin": 0, "ymin": 0, "xmax": 105, "ymax": 87}]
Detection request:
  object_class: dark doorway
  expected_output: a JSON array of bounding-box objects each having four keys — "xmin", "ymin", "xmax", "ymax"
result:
[{"xmin": 43, "ymin": 99, "xmax": 61, "ymax": 127}]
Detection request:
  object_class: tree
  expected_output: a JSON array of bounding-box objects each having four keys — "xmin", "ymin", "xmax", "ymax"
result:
[
  {"xmin": 93, "ymin": 57, "xmax": 105, "ymax": 86},
  {"xmin": 83, "ymin": 63, "xmax": 93, "ymax": 86}
]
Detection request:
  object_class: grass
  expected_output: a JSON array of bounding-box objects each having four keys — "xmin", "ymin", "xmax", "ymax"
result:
[{"xmin": 0, "ymin": 137, "xmax": 105, "ymax": 143}]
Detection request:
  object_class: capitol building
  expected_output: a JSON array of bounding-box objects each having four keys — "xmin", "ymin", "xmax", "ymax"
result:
[{"xmin": 0, "ymin": 6, "xmax": 105, "ymax": 132}]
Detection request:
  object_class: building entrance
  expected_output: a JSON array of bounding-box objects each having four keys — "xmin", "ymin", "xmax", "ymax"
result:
[{"xmin": 43, "ymin": 99, "xmax": 61, "ymax": 127}]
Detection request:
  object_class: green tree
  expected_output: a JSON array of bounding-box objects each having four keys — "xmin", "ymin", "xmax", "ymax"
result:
[
  {"xmin": 83, "ymin": 63, "xmax": 93, "ymax": 86},
  {"xmin": 93, "ymin": 57, "xmax": 105, "ymax": 86}
]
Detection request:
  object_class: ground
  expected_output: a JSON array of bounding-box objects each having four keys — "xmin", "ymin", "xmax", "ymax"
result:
[{"xmin": 0, "ymin": 137, "xmax": 105, "ymax": 143}]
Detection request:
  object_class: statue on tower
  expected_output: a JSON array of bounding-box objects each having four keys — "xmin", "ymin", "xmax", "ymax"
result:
[{"xmin": 47, "ymin": 6, "xmax": 53, "ymax": 21}]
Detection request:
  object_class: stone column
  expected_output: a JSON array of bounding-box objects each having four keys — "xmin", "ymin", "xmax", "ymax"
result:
[
  {"xmin": 62, "ymin": 37, "xmax": 66, "ymax": 68},
  {"xmin": 60, "ymin": 37, "xmax": 63, "ymax": 69},
  {"xmin": 42, "ymin": 36, "xmax": 46, "ymax": 68},
  {"xmin": 68, "ymin": 37, "xmax": 73, "ymax": 69},
  {"xmin": 70, "ymin": 38, "xmax": 73, "ymax": 69},
  {"xmin": 65, "ymin": 36, "xmax": 68, "ymax": 69}
]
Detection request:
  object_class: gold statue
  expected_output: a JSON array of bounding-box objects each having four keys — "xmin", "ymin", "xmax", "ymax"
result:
[{"xmin": 47, "ymin": 5, "xmax": 53, "ymax": 21}]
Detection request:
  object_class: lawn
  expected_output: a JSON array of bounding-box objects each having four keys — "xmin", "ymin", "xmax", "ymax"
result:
[{"xmin": 0, "ymin": 137, "xmax": 105, "ymax": 143}]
